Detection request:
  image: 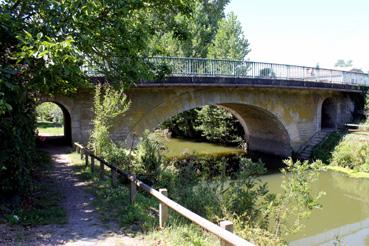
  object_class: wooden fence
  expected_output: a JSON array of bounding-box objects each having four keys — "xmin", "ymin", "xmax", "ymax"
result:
[{"xmin": 74, "ymin": 142, "xmax": 254, "ymax": 246}]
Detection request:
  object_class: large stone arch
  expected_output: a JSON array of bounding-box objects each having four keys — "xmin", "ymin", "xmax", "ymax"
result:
[{"xmin": 117, "ymin": 87, "xmax": 293, "ymax": 156}]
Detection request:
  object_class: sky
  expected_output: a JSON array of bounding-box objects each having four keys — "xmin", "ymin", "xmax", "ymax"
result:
[{"xmin": 225, "ymin": 0, "xmax": 369, "ymax": 71}]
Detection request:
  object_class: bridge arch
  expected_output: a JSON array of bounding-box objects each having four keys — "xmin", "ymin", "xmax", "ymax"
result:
[
  {"xmin": 320, "ymin": 97, "xmax": 338, "ymax": 129},
  {"xmin": 122, "ymin": 89, "xmax": 292, "ymax": 156},
  {"xmin": 36, "ymin": 100, "xmax": 72, "ymax": 145}
]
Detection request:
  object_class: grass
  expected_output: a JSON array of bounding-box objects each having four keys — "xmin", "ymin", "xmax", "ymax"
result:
[
  {"xmin": 1, "ymin": 150, "xmax": 67, "ymax": 225},
  {"xmin": 148, "ymin": 222, "xmax": 217, "ymax": 246},
  {"xmin": 67, "ymin": 152, "xmax": 218, "ymax": 244},
  {"xmin": 37, "ymin": 121, "xmax": 64, "ymax": 136}
]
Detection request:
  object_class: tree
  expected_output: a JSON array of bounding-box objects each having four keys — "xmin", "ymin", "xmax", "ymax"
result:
[
  {"xmin": 0, "ymin": 0, "xmax": 195, "ymax": 197},
  {"xmin": 259, "ymin": 68, "xmax": 276, "ymax": 78},
  {"xmin": 161, "ymin": 109, "xmax": 201, "ymax": 139},
  {"xmin": 149, "ymin": 0, "xmax": 229, "ymax": 58},
  {"xmin": 335, "ymin": 59, "xmax": 353, "ymax": 68},
  {"xmin": 195, "ymin": 105, "xmax": 244, "ymax": 145},
  {"xmin": 36, "ymin": 102, "xmax": 63, "ymax": 124},
  {"xmin": 208, "ymin": 12, "xmax": 250, "ymax": 60}
]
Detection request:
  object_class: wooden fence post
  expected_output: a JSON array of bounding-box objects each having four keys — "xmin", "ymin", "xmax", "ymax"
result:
[
  {"xmin": 80, "ymin": 149, "xmax": 84, "ymax": 160},
  {"xmin": 130, "ymin": 175, "xmax": 137, "ymax": 204},
  {"xmin": 219, "ymin": 220, "xmax": 233, "ymax": 246},
  {"xmin": 99, "ymin": 161, "xmax": 104, "ymax": 179},
  {"xmin": 159, "ymin": 188, "xmax": 168, "ymax": 228},
  {"xmin": 91, "ymin": 156, "xmax": 95, "ymax": 173},
  {"xmin": 111, "ymin": 168, "xmax": 117, "ymax": 187},
  {"xmin": 85, "ymin": 152, "xmax": 89, "ymax": 167}
]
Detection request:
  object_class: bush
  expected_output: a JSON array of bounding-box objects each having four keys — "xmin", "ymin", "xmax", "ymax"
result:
[
  {"xmin": 134, "ymin": 131, "xmax": 166, "ymax": 184},
  {"xmin": 331, "ymin": 137, "xmax": 369, "ymax": 171}
]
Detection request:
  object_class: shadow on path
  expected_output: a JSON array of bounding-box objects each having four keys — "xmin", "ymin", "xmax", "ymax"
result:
[{"xmin": 0, "ymin": 145, "xmax": 143, "ymax": 246}]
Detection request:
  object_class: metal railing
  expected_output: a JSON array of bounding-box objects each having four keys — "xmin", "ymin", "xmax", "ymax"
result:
[
  {"xmin": 147, "ymin": 57, "xmax": 369, "ymax": 86},
  {"xmin": 82, "ymin": 56, "xmax": 369, "ymax": 86},
  {"xmin": 74, "ymin": 142, "xmax": 254, "ymax": 246}
]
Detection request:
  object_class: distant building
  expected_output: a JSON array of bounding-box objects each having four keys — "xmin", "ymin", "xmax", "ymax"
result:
[{"xmin": 343, "ymin": 68, "xmax": 369, "ymax": 85}]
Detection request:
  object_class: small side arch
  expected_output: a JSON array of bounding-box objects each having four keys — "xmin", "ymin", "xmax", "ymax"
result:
[
  {"xmin": 36, "ymin": 100, "xmax": 72, "ymax": 145},
  {"xmin": 320, "ymin": 97, "xmax": 337, "ymax": 129}
]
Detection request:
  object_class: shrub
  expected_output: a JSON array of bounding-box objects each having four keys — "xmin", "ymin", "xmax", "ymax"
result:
[
  {"xmin": 331, "ymin": 137, "xmax": 369, "ymax": 171},
  {"xmin": 134, "ymin": 131, "xmax": 166, "ymax": 184}
]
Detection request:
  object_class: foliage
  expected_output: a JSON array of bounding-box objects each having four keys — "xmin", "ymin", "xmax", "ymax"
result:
[
  {"xmin": 134, "ymin": 131, "xmax": 166, "ymax": 183},
  {"xmin": 0, "ymin": 80, "xmax": 35, "ymax": 195},
  {"xmin": 161, "ymin": 109, "xmax": 201, "ymax": 139},
  {"xmin": 69, "ymin": 134, "xmax": 324, "ymax": 245},
  {"xmin": 312, "ymin": 132, "xmax": 343, "ymax": 163},
  {"xmin": 36, "ymin": 102, "xmax": 63, "ymax": 124},
  {"xmin": 0, "ymin": 0, "xmax": 195, "ymax": 198},
  {"xmin": 89, "ymin": 84, "xmax": 130, "ymax": 155},
  {"xmin": 149, "ymin": 222, "xmax": 218, "ymax": 246},
  {"xmin": 195, "ymin": 105, "xmax": 244, "ymax": 145},
  {"xmin": 150, "ymin": 0, "xmax": 229, "ymax": 58},
  {"xmin": 234, "ymin": 220, "xmax": 284, "ymax": 246},
  {"xmin": 259, "ymin": 68, "xmax": 276, "ymax": 78},
  {"xmin": 330, "ymin": 136, "xmax": 369, "ymax": 172},
  {"xmin": 208, "ymin": 12, "xmax": 250, "ymax": 60},
  {"xmin": 166, "ymin": 153, "xmax": 245, "ymax": 180},
  {"xmin": 334, "ymin": 59, "xmax": 353, "ymax": 68},
  {"xmin": 265, "ymin": 159, "xmax": 324, "ymax": 237},
  {"xmin": 160, "ymin": 155, "xmax": 323, "ymax": 240},
  {"xmin": 161, "ymin": 105, "xmax": 245, "ymax": 146}
]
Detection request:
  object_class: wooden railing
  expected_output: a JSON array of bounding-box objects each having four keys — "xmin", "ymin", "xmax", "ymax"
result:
[{"xmin": 74, "ymin": 142, "xmax": 254, "ymax": 246}]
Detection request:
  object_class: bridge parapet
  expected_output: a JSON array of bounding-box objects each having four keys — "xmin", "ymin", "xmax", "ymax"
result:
[
  {"xmin": 147, "ymin": 57, "xmax": 369, "ymax": 86},
  {"xmin": 83, "ymin": 56, "xmax": 369, "ymax": 86}
]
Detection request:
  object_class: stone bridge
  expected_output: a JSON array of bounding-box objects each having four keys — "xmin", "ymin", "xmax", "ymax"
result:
[{"xmin": 43, "ymin": 57, "xmax": 368, "ymax": 157}]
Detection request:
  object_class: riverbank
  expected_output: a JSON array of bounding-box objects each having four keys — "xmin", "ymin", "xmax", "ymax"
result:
[
  {"xmin": 325, "ymin": 166, "xmax": 369, "ymax": 179},
  {"xmin": 312, "ymin": 122, "xmax": 369, "ymax": 178}
]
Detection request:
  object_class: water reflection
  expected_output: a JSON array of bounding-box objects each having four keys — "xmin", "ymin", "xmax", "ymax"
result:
[{"xmin": 261, "ymin": 171, "xmax": 369, "ymax": 245}]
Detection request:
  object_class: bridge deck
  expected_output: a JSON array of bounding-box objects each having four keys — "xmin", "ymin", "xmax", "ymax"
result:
[{"xmin": 136, "ymin": 76, "xmax": 363, "ymax": 93}]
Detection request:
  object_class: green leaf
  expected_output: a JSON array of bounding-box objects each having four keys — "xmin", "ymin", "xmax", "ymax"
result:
[
  {"xmin": 37, "ymin": 32, "xmax": 43, "ymax": 40},
  {"xmin": 24, "ymin": 30, "xmax": 32, "ymax": 39}
]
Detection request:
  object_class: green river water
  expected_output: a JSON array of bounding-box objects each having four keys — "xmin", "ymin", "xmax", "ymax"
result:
[
  {"xmin": 162, "ymin": 137, "xmax": 369, "ymax": 246},
  {"xmin": 263, "ymin": 171, "xmax": 369, "ymax": 245}
]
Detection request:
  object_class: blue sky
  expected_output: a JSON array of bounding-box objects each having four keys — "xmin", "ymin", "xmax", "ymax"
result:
[{"xmin": 226, "ymin": 0, "xmax": 369, "ymax": 71}]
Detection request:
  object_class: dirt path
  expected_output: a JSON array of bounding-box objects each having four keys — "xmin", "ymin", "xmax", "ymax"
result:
[{"xmin": 0, "ymin": 147, "xmax": 145, "ymax": 246}]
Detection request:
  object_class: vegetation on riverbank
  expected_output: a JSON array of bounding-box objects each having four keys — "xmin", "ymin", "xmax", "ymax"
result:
[
  {"xmin": 76, "ymin": 85, "xmax": 324, "ymax": 245},
  {"xmin": 313, "ymin": 130, "xmax": 369, "ymax": 176},
  {"xmin": 69, "ymin": 148, "xmax": 324, "ymax": 245},
  {"xmin": 314, "ymin": 91, "xmax": 369, "ymax": 177}
]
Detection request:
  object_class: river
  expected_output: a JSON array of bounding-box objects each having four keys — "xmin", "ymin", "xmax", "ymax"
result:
[
  {"xmin": 160, "ymin": 137, "xmax": 369, "ymax": 245},
  {"xmin": 262, "ymin": 171, "xmax": 369, "ymax": 245}
]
